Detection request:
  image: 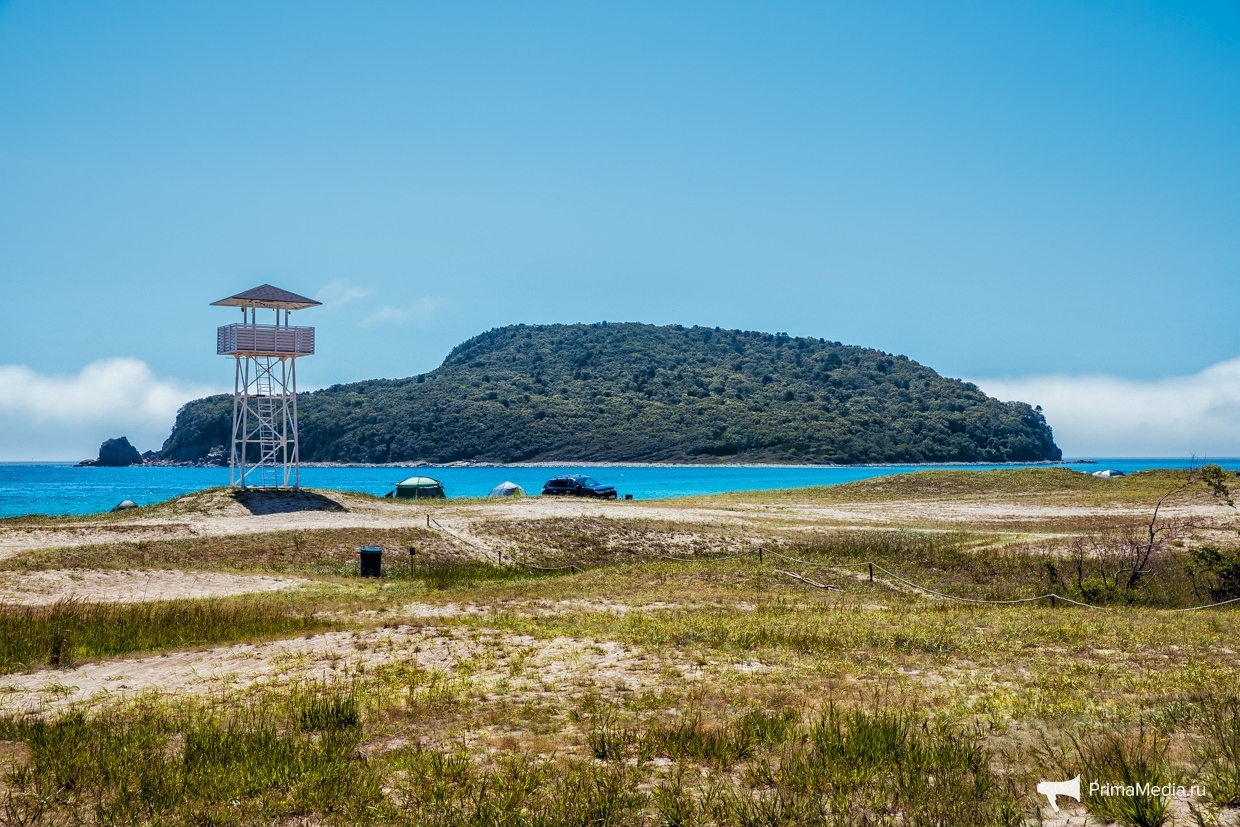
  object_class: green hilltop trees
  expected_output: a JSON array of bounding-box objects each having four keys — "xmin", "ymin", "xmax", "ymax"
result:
[{"xmin": 159, "ymin": 323, "xmax": 1061, "ymax": 465}]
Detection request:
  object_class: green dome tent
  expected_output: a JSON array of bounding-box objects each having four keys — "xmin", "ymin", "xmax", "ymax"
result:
[
  {"xmin": 489, "ymin": 481, "xmax": 524, "ymax": 497},
  {"xmin": 392, "ymin": 476, "xmax": 445, "ymax": 499}
]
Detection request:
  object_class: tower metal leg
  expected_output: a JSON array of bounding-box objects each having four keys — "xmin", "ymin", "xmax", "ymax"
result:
[{"xmin": 229, "ymin": 354, "xmax": 304, "ymax": 490}]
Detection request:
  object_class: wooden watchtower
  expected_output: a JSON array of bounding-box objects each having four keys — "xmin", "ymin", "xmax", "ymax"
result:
[{"xmin": 211, "ymin": 284, "xmax": 320, "ymax": 489}]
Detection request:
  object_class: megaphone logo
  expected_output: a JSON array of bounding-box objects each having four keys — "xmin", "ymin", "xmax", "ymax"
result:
[{"xmin": 1036, "ymin": 776, "xmax": 1081, "ymax": 812}]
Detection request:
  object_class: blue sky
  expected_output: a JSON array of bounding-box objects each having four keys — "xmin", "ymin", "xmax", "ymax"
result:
[{"xmin": 1, "ymin": 1, "xmax": 1238, "ymax": 459}]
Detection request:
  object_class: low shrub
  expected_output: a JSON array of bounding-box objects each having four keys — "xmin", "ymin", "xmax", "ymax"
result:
[{"xmin": 1188, "ymin": 545, "xmax": 1240, "ymax": 603}]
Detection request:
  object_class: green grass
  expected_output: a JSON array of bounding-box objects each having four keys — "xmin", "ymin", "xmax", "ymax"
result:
[
  {"xmin": 1, "ymin": 478, "xmax": 1237, "ymax": 824},
  {"xmin": 396, "ymin": 702, "xmax": 1026, "ymax": 827},
  {"xmin": 0, "ymin": 546, "xmax": 1235, "ymax": 824},
  {"xmin": 6, "ymin": 519, "xmax": 1221, "ymax": 608},
  {"xmin": 0, "ymin": 597, "xmax": 330, "ymax": 673},
  {"xmin": 745, "ymin": 705, "xmax": 1025, "ymax": 827},
  {"xmin": 0, "ymin": 526, "xmax": 463, "ymax": 574},
  {"xmin": 0, "ymin": 486, "xmax": 244, "ymax": 526},
  {"xmin": 405, "ymin": 559, "xmax": 562, "ymax": 590},
  {"xmin": 589, "ymin": 706, "xmax": 799, "ymax": 765},
  {"xmin": 392, "ymin": 747, "xmax": 648, "ymax": 827},
  {"xmin": 1047, "ymin": 726, "xmax": 1174, "ymax": 827},
  {"xmin": 474, "ymin": 515, "xmax": 754, "ymax": 567},
  {"xmin": 705, "ymin": 467, "xmax": 1224, "ymax": 506},
  {"xmin": 1197, "ymin": 696, "xmax": 1240, "ymax": 808},
  {"xmin": 11, "ymin": 679, "xmax": 1230, "ymax": 826},
  {"xmin": 427, "ymin": 525, "xmax": 1220, "ymax": 614},
  {"xmin": 782, "ymin": 529, "xmax": 1209, "ymax": 607},
  {"xmin": 10, "ymin": 678, "xmax": 1233, "ymax": 827},
  {"xmin": 457, "ymin": 563, "xmax": 1239, "ymax": 734},
  {"xmin": 164, "ymin": 689, "xmax": 1017, "ymax": 825},
  {"xmin": 0, "ymin": 688, "xmax": 378, "ymax": 826}
]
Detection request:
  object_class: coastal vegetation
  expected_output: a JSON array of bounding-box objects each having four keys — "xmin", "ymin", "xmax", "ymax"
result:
[
  {"xmin": 158, "ymin": 322, "xmax": 1061, "ymax": 464},
  {"xmin": 0, "ymin": 468, "xmax": 1236, "ymax": 825},
  {"xmin": 0, "ymin": 597, "xmax": 327, "ymax": 674}
]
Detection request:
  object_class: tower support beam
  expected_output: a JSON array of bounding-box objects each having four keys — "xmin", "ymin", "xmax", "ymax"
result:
[
  {"xmin": 211, "ymin": 284, "xmax": 320, "ymax": 490},
  {"xmin": 229, "ymin": 354, "xmax": 300, "ymax": 489}
]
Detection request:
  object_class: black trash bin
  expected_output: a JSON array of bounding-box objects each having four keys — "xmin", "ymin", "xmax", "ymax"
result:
[{"xmin": 360, "ymin": 546, "xmax": 383, "ymax": 578}]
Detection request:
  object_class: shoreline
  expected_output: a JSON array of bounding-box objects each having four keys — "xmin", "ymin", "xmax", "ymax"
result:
[
  {"xmin": 0, "ymin": 459, "xmax": 1219, "ymax": 521},
  {"xmin": 11, "ymin": 459, "xmax": 1096, "ymax": 469}
]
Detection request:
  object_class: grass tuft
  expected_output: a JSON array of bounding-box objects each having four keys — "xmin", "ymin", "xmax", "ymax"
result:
[
  {"xmin": 0, "ymin": 597, "xmax": 328, "ymax": 673},
  {"xmin": 290, "ymin": 681, "xmax": 362, "ymax": 731},
  {"xmin": 1198, "ymin": 696, "xmax": 1240, "ymax": 807},
  {"xmin": 0, "ymin": 693, "xmax": 381, "ymax": 825},
  {"xmin": 1062, "ymin": 726, "xmax": 1173, "ymax": 827}
]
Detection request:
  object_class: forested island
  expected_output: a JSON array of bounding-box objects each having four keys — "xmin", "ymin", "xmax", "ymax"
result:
[{"xmin": 158, "ymin": 323, "xmax": 1061, "ymax": 465}]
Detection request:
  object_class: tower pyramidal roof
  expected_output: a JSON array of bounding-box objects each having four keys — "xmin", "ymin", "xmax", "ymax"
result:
[{"xmin": 211, "ymin": 284, "xmax": 322, "ymax": 310}]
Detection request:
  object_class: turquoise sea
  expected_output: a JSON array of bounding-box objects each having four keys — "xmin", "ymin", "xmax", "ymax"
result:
[{"xmin": 1, "ymin": 459, "xmax": 1236, "ymax": 519}]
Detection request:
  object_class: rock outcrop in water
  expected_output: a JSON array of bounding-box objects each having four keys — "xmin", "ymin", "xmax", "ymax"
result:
[
  {"xmin": 159, "ymin": 323, "xmax": 1062, "ymax": 465},
  {"xmin": 78, "ymin": 436, "xmax": 144, "ymax": 467}
]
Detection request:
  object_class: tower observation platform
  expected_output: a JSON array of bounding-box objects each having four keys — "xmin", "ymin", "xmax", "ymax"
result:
[{"xmin": 211, "ymin": 284, "xmax": 321, "ymax": 489}]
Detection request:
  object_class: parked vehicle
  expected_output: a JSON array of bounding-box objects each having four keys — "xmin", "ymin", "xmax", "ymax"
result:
[{"xmin": 541, "ymin": 475, "xmax": 617, "ymax": 499}]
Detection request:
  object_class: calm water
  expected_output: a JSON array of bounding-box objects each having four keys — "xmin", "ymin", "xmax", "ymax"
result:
[{"xmin": 1, "ymin": 459, "xmax": 1235, "ymax": 519}]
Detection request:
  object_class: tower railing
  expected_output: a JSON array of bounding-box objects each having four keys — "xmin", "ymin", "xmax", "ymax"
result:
[{"xmin": 217, "ymin": 323, "xmax": 315, "ymax": 356}]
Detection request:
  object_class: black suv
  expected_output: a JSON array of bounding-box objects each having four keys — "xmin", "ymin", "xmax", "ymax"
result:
[{"xmin": 541, "ymin": 475, "xmax": 617, "ymax": 499}]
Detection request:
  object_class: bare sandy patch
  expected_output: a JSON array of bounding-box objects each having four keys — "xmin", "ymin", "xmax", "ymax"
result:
[
  {"xmin": 0, "ymin": 624, "xmax": 667, "ymax": 715},
  {"xmin": 0, "ymin": 495, "xmax": 745, "ymax": 558},
  {"xmin": 536, "ymin": 598, "xmax": 681, "ymax": 615},
  {"xmin": 323, "ymin": 599, "xmax": 683, "ymax": 625},
  {"xmin": 390, "ymin": 599, "xmax": 680, "ymax": 619},
  {"xmin": 398, "ymin": 602, "xmax": 490, "ymax": 619},
  {"xmin": 0, "ymin": 570, "xmax": 307, "ymax": 605},
  {"xmin": 0, "ymin": 627, "xmax": 457, "ymax": 714},
  {"xmin": 5, "ymin": 487, "xmax": 1232, "ymax": 567}
]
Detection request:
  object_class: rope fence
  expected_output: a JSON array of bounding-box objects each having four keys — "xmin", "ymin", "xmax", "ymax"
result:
[
  {"xmin": 1166, "ymin": 594, "xmax": 1240, "ymax": 612},
  {"xmin": 408, "ymin": 518, "xmax": 1236, "ymax": 614},
  {"xmin": 765, "ymin": 551, "xmax": 1105, "ymax": 610},
  {"xmin": 775, "ymin": 569, "xmax": 842, "ymax": 591},
  {"xmin": 422, "ymin": 519, "xmax": 584, "ymax": 573}
]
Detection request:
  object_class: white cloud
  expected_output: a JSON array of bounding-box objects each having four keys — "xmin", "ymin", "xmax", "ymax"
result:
[
  {"xmin": 315, "ymin": 280, "xmax": 374, "ymax": 307},
  {"xmin": 0, "ymin": 359, "xmax": 220, "ymax": 460},
  {"xmin": 974, "ymin": 357, "xmax": 1240, "ymax": 457},
  {"xmin": 361, "ymin": 295, "xmax": 446, "ymax": 326}
]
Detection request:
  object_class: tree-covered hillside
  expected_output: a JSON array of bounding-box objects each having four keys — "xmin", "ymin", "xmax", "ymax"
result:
[{"xmin": 159, "ymin": 323, "xmax": 1061, "ymax": 464}]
